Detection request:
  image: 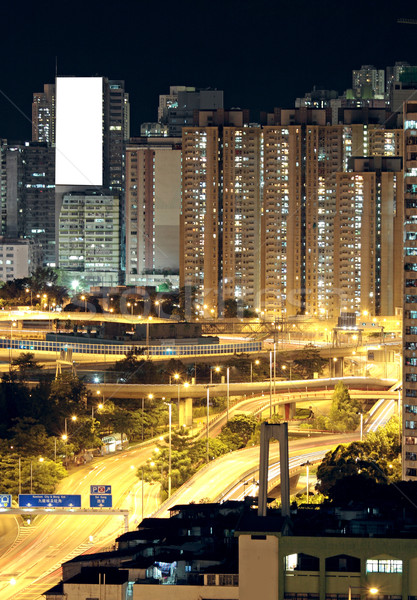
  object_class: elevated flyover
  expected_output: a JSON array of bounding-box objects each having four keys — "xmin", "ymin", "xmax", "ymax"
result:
[{"xmin": 87, "ymin": 376, "xmax": 396, "ymax": 425}]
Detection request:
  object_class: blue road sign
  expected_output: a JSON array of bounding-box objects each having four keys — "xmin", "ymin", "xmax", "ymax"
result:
[
  {"xmin": 90, "ymin": 494, "xmax": 112, "ymax": 508},
  {"xmin": 90, "ymin": 485, "xmax": 111, "ymax": 495},
  {"xmin": 0, "ymin": 494, "xmax": 12, "ymax": 508},
  {"xmin": 19, "ymin": 494, "xmax": 81, "ymax": 508}
]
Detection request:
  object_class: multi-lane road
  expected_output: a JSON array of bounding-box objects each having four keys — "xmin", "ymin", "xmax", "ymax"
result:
[
  {"xmin": 0, "ymin": 429, "xmax": 360, "ymax": 600},
  {"xmin": 0, "ymin": 376, "xmax": 397, "ymax": 599}
]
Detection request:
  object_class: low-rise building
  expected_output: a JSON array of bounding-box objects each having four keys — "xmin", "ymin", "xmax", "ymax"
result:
[{"xmin": 44, "ymin": 498, "xmax": 417, "ymax": 600}]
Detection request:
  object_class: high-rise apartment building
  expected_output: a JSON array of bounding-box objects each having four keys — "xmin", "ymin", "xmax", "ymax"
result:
[
  {"xmin": 181, "ymin": 127, "xmax": 219, "ymax": 312},
  {"xmin": 58, "ymin": 190, "xmax": 120, "ymax": 286},
  {"xmin": 54, "ymin": 76, "xmax": 129, "ymax": 287},
  {"xmin": 402, "ymin": 100, "xmax": 417, "ymax": 480},
  {"xmin": 103, "ymin": 80, "xmax": 130, "ymax": 192},
  {"xmin": 335, "ymin": 157, "xmax": 403, "ymax": 316},
  {"xmin": 352, "ymin": 65, "xmax": 385, "ymax": 99},
  {"xmin": 2, "ymin": 142, "xmax": 55, "ymax": 266},
  {"xmin": 125, "ymin": 138, "xmax": 181, "ymax": 287},
  {"xmin": 222, "ymin": 127, "xmax": 262, "ymax": 309},
  {"xmin": 0, "ymin": 140, "xmax": 7, "ymax": 236},
  {"xmin": 180, "ymin": 114, "xmax": 404, "ymax": 319},
  {"xmin": 32, "ymin": 83, "xmax": 56, "ymax": 144}
]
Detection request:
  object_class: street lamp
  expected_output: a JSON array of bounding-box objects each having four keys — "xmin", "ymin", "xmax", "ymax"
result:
[
  {"xmin": 206, "ymin": 387, "xmax": 210, "ymax": 463},
  {"xmin": 81, "ymin": 295, "xmax": 87, "ymax": 312},
  {"xmin": 301, "ymin": 460, "xmax": 311, "ymax": 503},
  {"xmin": 127, "ymin": 302, "xmax": 133, "ymax": 316},
  {"xmin": 226, "ymin": 367, "xmax": 230, "ymax": 422},
  {"xmin": 155, "ymin": 300, "xmax": 163, "ymax": 318},
  {"xmin": 9, "ymin": 320, "xmax": 17, "ymax": 371},
  {"xmin": 348, "ymin": 586, "xmax": 378, "ymax": 600},
  {"xmin": 210, "ymin": 365, "xmax": 221, "ymax": 384},
  {"xmin": 142, "ymin": 393, "xmax": 154, "ymax": 441},
  {"xmin": 163, "ymin": 402, "xmax": 172, "ymax": 498},
  {"xmin": 63, "ymin": 416, "xmax": 77, "ymax": 467},
  {"xmin": 25, "ymin": 287, "xmax": 32, "ymax": 307},
  {"xmin": 146, "ymin": 317, "xmax": 153, "ymax": 357},
  {"xmin": 269, "ymin": 351, "xmax": 273, "ymax": 418},
  {"xmin": 250, "ymin": 359, "xmax": 260, "ymax": 382}
]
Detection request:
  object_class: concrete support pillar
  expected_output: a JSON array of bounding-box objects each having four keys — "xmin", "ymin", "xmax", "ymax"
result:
[
  {"xmin": 284, "ymin": 402, "xmax": 296, "ymax": 420},
  {"xmin": 179, "ymin": 397, "xmax": 193, "ymax": 427},
  {"xmin": 319, "ymin": 556, "xmax": 326, "ymax": 600}
]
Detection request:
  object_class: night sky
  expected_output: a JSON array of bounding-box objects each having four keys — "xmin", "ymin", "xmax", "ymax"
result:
[{"xmin": 2, "ymin": 0, "xmax": 417, "ymax": 141}]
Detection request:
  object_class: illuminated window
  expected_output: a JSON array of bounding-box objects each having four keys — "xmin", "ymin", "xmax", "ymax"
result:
[{"xmin": 366, "ymin": 559, "xmax": 402, "ymax": 573}]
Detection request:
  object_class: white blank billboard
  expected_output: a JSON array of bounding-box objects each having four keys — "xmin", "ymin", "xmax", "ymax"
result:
[{"xmin": 56, "ymin": 77, "xmax": 103, "ymax": 186}]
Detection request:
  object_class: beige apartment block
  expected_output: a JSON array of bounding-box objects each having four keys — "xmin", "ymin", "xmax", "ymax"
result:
[
  {"xmin": 125, "ymin": 139, "xmax": 181, "ymax": 285},
  {"xmin": 261, "ymin": 126, "xmax": 303, "ymax": 318},
  {"xmin": 180, "ymin": 127, "xmax": 219, "ymax": 313},
  {"xmin": 403, "ymin": 100, "xmax": 417, "ymax": 481},
  {"xmin": 222, "ymin": 127, "xmax": 262, "ymax": 309}
]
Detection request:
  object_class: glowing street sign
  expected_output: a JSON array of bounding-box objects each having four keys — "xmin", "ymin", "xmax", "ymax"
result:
[
  {"xmin": 19, "ymin": 494, "xmax": 81, "ymax": 508},
  {"xmin": 0, "ymin": 495, "xmax": 12, "ymax": 507},
  {"xmin": 90, "ymin": 485, "xmax": 111, "ymax": 495}
]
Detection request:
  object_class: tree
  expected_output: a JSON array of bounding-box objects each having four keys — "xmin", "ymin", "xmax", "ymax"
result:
[
  {"xmin": 316, "ymin": 417, "xmax": 401, "ymax": 499},
  {"xmin": 9, "ymin": 418, "xmax": 53, "ymax": 457},
  {"xmin": 327, "ymin": 382, "xmax": 362, "ymax": 432},
  {"xmin": 224, "ymin": 299, "xmax": 238, "ymax": 318},
  {"xmin": 48, "ymin": 373, "xmax": 89, "ymax": 432},
  {"xmin": 0, "ymin": 452, "xmax": 67, "ymax": 495},
  {"xmin": 220, "ymin": 414, "xmax": 257, "ymax": 447},
  {"xmin": 292, "ymin": 344, "xmax": 327, "ymax": 379},
  {"xmin": 11, "ymin": 352, "xmax": 43, "ymax": 380}
]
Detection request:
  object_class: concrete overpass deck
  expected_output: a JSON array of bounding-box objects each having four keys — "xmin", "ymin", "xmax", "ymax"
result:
[{"xmin": 86, "ymin": 376, "xmax": 396, "ymax": 400}]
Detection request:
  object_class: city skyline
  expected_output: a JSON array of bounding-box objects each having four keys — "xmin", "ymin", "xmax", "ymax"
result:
[{"xmin": 2, "ymin": 0, "xmax": 417, "ymax": 140}]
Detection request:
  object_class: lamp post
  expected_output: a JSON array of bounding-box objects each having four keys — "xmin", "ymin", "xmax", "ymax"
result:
[
  {"xmin": 206, "ymin": 387, "xmax": 210, "ymax": 463},
  {"xmin": 63, "ymin": 416, "xmax": 77, "ymax": 467},
  {"xmin": 143, "ymin": 393, "xmax": 153, "ymax": 441},
  {"xmin": 173, "ymin": 373, "xmax": 181, "ymax": 420},
  {"xmin": 301, "ymin": 460, "xmax": 311, "ymax": 503},
  {"xmin": 182, "ymin": 381, "xmax": 190, "ymax": 427},
  {"xmin": 348, "ymin": 586, "xmax": 379, "ymax": 600},
  {"xmin": 92, "ymin": 402, "xmax": 103, "ymax": 421},
  {"xmin": 155, "ymin": 300, "xmax": 163, "ymax": 318},
  {"xmin": 226, "ymin": 367, "xmax": 230, "ymax": 422},
  {"xmin": 210, "ymin": 365, "xmax": 221, "ymax": 384},
  {"xmin": 25, "ymin": 287, "xmax": 32, "ymax": 307},
  {"xmin": 163, "ymin": 402, "xmax": 172, "ymax": 498},
  {"xmin": 9, "ymin": 320, "xmax": 17, "ymax": 371},
  {"xmin": 146, "ymin": 317, "xmax": 153, "ymax": 357},
  {"xmin": 250, "ymin": 359, "xmax": 260, "ymax": 382},
  {"xmin": 81, "ymin": 295, "xmax": 87, "ymax": 312},
  {"xmin": 273, "ymin": 341, "xmax": 277, "ymax": 395},
  {"xmin": 269, "ymin": 351, "xmax": 273, "ymax": 418}
]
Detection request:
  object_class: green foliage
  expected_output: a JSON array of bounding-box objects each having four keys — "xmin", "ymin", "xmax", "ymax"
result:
[
  {"xmin": 316, "ymin": 417, "xmax": 401, "ymax": 500},
  {"xmin": 11, "ymin": 352, "xmax": 43, "ymax": 380},
  {"xmin": 292, "ymin": 344, "xmax": 328, "ymax": 379},
  {"xmin": 327, "ymin": 381, "xmax": 362, "ymax": 432},
  {"xmin": 224, "ymin": 298, "xmax": 238, "ymax": 318},
  {"xmin": 48, "ymin": 373, "xmax": 89, "ymax": 424},
  {"xmin": 0, "ymin": 452, "xmax": 67, "ymax": 495},
  {"xmin": 141, "ymin": 414, "xmax": 259, "ymax": 497},
  {"xmin": 220, "ymin": 414, "xmax": 257, "ymax": 447},
  {"xmin": 111, "ymin": 352, "xmax": 161, "ymax": 383}
]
